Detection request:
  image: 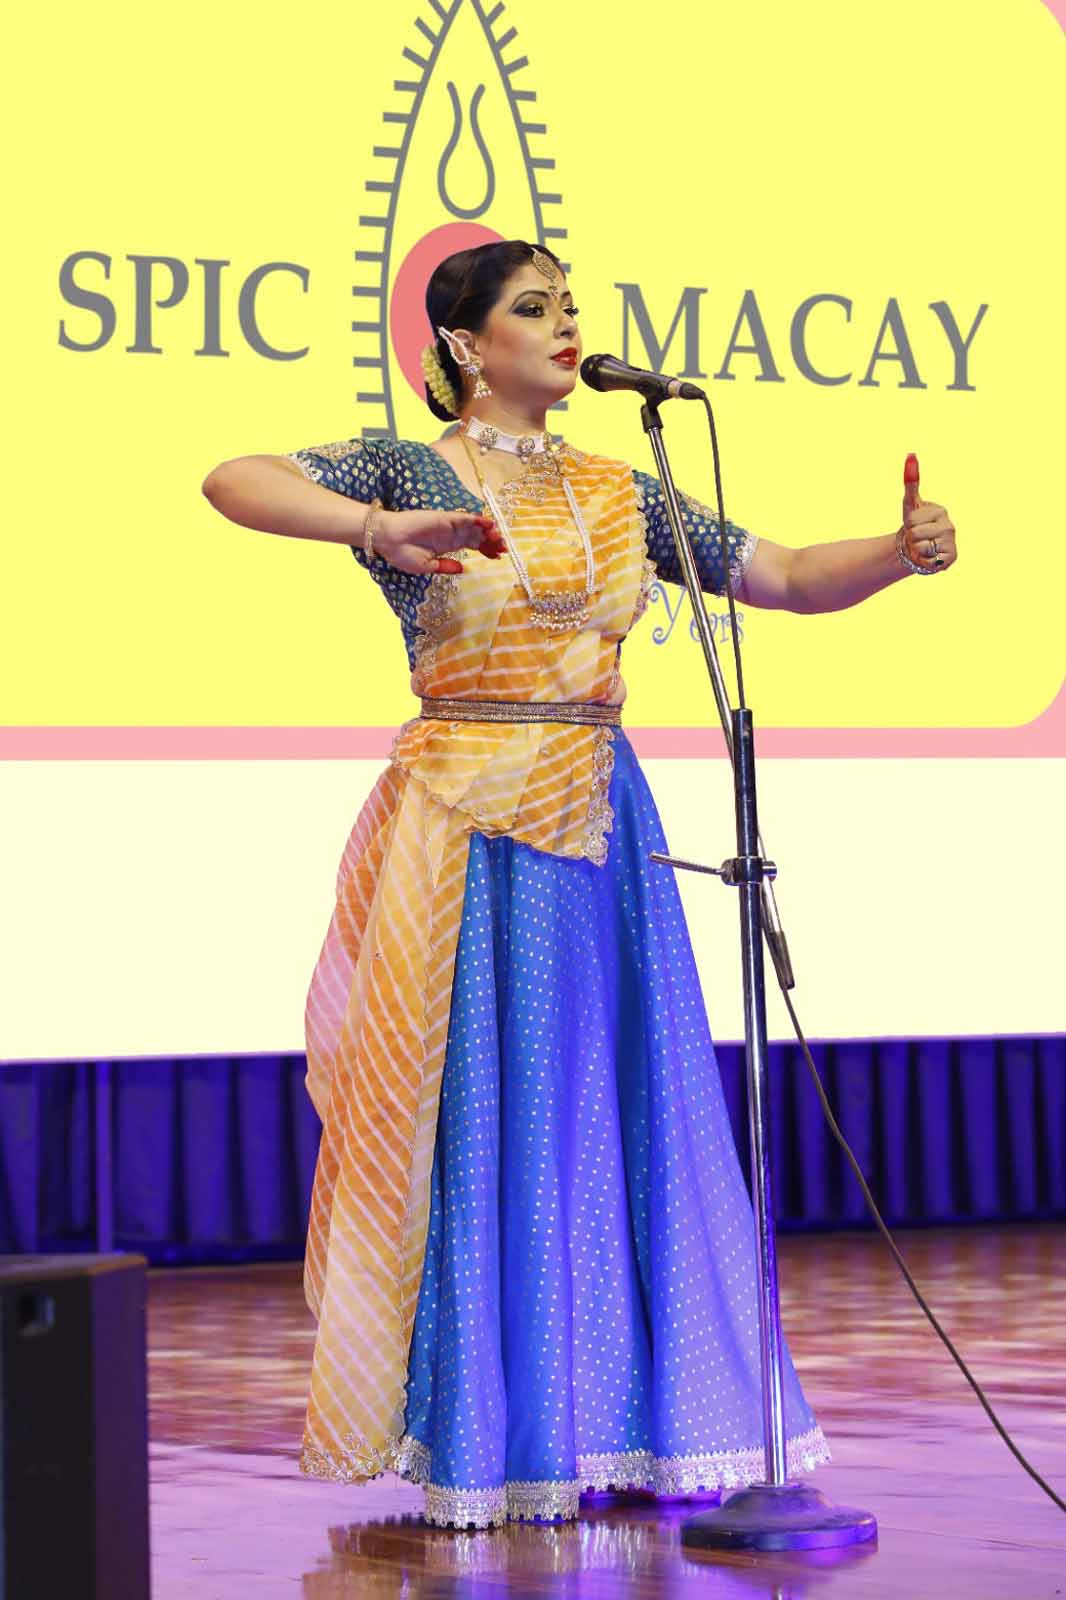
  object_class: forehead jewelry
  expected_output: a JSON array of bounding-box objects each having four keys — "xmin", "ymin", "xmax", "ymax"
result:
[{"xmin": 531, "ymin": 248, "xmax": 562, "ymax": 301}]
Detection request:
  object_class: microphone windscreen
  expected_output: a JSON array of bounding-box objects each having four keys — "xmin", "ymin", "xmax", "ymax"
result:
[{"xmin": 579, "ymin": 354, "xmax": 610, "ymax": 391}]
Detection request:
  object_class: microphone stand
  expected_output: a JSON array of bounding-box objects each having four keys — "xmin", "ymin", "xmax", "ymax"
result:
[{"xmin": 638, "ymin": 397, "xmax": 876, "ymax": 1552}]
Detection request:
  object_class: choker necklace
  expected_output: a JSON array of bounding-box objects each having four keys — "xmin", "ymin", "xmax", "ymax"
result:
[
  {"xmin": 458, "ymin": 431, "xmax": 597, "ymax": 633},
  {"xmin": 462, "ymin": 416, "xmax": 551, "ymax": 458}
]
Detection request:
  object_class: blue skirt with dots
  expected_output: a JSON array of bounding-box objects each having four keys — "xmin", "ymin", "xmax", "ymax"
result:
[{"xmin": 396, "ymin": 732, "xmax": 828, "ymax": 1528}]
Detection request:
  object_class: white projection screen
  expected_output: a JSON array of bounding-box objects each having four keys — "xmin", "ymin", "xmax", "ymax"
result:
[{"xmin": 3, "ymin": 0, "xmax": 1064, "ymax": 1061}]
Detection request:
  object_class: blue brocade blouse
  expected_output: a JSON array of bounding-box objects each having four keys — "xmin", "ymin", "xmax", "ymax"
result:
[{"xmin": 285, "ymin": 437, "xmax": 757, "ymax": 669}]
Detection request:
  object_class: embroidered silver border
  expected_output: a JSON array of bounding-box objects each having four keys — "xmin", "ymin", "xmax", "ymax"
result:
[
  {"xmin": 678, "ymin": 489, "xmax": 759, "ymax": 596},
  {"xmin": 390, "ymin": 1425, "xmax": 832, "ymax": 1529},
  {"xmin": 491, "ymin": 441, "xmax": 588, "ymax": 518},
  {"xmin": 284, "ymin": 440, "xmax": 364, "ymax": 482},
  {"xmin": 580, "ymin": 727, "xmax": 616, "ymax": 869},
  {"xmin": 409, "ymin": 571, "xmax": 461, "ymax": 697},
  {"xmin": 419, "ymin": 696, "xmax": 621, "ymax": 727},
  {"xmin": 630, "ymin": 478, "xmax": 659, "ymax": 629},
  {"xmin": 301, "ymin": 1418, "xmax": 830, "ymax": 1530}
]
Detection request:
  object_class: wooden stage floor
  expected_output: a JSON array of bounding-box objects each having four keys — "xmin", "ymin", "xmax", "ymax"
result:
[{"xmin": 147, "ymin": 1225, "xmax": 1066, "ymax": 1598}]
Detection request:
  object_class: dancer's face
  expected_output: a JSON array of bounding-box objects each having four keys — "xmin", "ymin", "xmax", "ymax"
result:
[{"xmin": 458, "ymin": 262, "xmax": 580, "ymax": 410}]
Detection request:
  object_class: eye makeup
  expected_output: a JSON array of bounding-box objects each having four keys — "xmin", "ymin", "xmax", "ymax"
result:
[{"xmin": 513, "ymin": 291, "xmax": 578, "ymax": 316}]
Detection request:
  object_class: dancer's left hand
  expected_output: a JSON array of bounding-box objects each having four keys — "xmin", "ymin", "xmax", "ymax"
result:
[{"xmin": 900, "ymin": 474, "xmax": 957, "ymax": 574}]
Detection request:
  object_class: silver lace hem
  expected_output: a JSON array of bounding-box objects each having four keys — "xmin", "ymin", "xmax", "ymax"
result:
[{"xmin": 387, "ymin": 1425, "xmax": 832, "ymax": 1529}]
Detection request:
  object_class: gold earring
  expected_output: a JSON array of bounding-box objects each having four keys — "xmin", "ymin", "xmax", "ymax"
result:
[{"xmin": 437, "ymin": 326, "xmax": 492, "ymax": 399}]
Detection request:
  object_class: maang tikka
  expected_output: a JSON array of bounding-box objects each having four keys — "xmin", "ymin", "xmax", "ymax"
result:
[
  {"xmin": 437, "ymin": 326, "xmax": 492, "ymax": 399},
  {"xmin": 531, "ymin": 247, "xmax": 563, "ymax": 301}
]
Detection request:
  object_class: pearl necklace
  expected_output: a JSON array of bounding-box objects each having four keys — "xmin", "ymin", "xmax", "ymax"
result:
[{"xmin": 458, "ymin": 424, "xmax": 598, "ymax": 633}]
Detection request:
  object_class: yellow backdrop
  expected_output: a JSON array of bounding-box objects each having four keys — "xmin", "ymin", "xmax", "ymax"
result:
[
  {"xmin": 3, "ymin": 1, "xmax": 1065, "ymax": 1057},
  {"xmin": 6, "ymin": 0, "xmax": 1064, "ymax": 732}
]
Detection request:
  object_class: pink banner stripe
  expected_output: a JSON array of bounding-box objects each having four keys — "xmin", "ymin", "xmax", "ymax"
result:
[{"xmin": 1, "ymin": 678, "xmax": 1062, "ymax": 760}]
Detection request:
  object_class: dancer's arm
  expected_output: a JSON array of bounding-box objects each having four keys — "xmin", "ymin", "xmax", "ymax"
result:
[
  {"xmin": 635, "ymin": 470, "xmax": 758, "ymax": 597},
  {"xmin": 636, "ymin": 468, "xmax": 956, "ymax": 612},
  {"xmin": 201, "ymin": 453, "xmax": 371, "ymax": 547},
  {"xmin": 202, "ymin": 444, "xmax": 502, "ymax": 572},
  {"xmin": 739, "ymin": 499, "xmax": 956, "ymax": 612}
]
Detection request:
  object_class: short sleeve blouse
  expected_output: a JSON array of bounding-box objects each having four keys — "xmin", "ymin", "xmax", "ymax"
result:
[{"xmin": 285, "ymin": 437, "xmax": 758, "ymax": 666}]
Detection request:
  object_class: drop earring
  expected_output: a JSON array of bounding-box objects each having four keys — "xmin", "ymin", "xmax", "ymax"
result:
[{"xmin": 438, "ymin": 326, "xmax": 492, "ymax": 400}]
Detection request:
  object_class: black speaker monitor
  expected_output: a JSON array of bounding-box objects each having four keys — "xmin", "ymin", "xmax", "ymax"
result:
[{"xmin": 1, "ymin": 1253, "xmax": 150, "ymax": 1600}]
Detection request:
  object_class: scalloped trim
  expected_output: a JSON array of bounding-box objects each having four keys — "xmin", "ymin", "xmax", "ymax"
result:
[
  {"xmin": 728, "ymin": 526, "xmax": 759, "ymax": 595},
  {"xmin": 301, "ymin": 1431, "xmax": 394, "ymax": 1483},
  {"xmin": 415, "ymin": 1427, "xmax": 830, "ymax": 1529},
  {"xmin": 284, "ymin": 440, "xmax": 364, "ymax": 481},
  {"xmin": 491, "ymin": 441, "xmax": 589, "ymax": 519},
  {"xmin": 387, "ymin": 716, "xmax": 616, "ymax": 870},
  {"xmin": 678, "ymin": 489, "xmax": 760, "ymax": 596},
  {"xmin": 631, "ymin": 554, "xmax": 658, "ymax": 626},
  {"xmin": 409, "ymin": 571, "xmax": 460, "ymax": 696},
  {"xmin": 301, "ymin": 1420, "xmax": 830, "ymax": 1530},
  {"xmin": 580, "ymin": 727, "xmax": 616, "ymax": 868},
  {"xmin": 630, "ymin": 477, "xmax": 660, "ymax": 631}
]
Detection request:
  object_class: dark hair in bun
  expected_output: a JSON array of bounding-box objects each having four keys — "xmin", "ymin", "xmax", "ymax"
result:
[{"xmin": 423, "ymin": 239, "xmax": 562, "ymax": 422}]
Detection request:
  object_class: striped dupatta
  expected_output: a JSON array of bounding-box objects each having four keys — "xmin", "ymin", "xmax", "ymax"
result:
[{"xmin": 300, "ymin": 452, "xmax": 655, "ymax": 1482}]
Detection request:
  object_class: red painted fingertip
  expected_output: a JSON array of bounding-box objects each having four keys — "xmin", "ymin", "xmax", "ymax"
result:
[{"xmin": 904, "ymin": 453, "xmax": 920, "ymax": 486}]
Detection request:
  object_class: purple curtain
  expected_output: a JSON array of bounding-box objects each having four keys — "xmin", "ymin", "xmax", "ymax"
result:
[{"xmin": 1, "ymin": 1037, "xmax": 1063, "ymax": 1262}]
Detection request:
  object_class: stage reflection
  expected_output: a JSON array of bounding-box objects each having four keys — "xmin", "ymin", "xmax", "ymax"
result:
[{"xmin": 148, "ymin": 1226, "xmax": 1066, "ymax": 1598}]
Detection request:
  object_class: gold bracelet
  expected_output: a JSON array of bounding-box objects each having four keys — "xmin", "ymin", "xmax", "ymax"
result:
[{"xmin": 363, "ymin": 497, "xmax": 383, "ymax": 564}]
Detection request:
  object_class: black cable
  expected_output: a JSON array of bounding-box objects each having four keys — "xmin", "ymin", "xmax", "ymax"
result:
[
  {"xmin": 699, "ymin": 394, "xmax": 747, "ymax": 712},
  {"xmin": 780, "ymin": 991, "xmax": 1066, "ymax": 1517},
  {"xmin": 692, "ymin": 392, "xmax": 1066, "ymax": 1518}
]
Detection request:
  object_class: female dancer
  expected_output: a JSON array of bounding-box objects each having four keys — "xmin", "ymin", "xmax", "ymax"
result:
[{"xmin": 202, "ymin": 239, "xmax": 956, "ymax": 1530}]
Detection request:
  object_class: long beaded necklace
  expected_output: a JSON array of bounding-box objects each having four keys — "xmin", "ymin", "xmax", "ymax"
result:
[{"xmin": 458, "ymin": 417, "xmax": 598, "ymax": 633}]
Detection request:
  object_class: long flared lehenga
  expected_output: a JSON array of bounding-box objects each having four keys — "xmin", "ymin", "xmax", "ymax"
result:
[{"xmin": 288, "ymin": 436, "xmax": 829, "ymax": 1528}]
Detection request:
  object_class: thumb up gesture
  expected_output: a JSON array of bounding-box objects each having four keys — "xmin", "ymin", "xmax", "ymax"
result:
[{"xmin": 899, "ymin": 454, "xmax": 957, "ymax": 574}]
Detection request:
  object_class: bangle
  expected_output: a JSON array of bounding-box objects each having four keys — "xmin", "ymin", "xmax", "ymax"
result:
[
  {"xmin": 895, "ymin": 526, "xmax": 937, "ymax": 576},
  {"xmin": 363, "ymin": 497, "xmax": 383, "ymax": 564}
]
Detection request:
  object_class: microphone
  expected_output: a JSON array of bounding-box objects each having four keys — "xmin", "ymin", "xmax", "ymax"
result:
[{"xmin": 580, "ymin": 352, "xmax": 706, "ymax": 402}]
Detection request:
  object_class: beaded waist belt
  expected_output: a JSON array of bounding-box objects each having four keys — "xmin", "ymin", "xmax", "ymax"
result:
[{"xmin": 419, "ymin": 696, "xmax": 622, "ymax": 727}]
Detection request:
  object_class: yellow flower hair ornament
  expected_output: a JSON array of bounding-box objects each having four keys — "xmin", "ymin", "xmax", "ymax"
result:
[{"xmin": 420, "ymin": 343, "xmax": 458, "ymax": 417}]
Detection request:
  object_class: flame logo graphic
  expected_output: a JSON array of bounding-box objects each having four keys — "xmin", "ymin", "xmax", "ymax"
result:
[
  {"xmin": 438, "ymin": 82, "xmax": 495, "ymax": 218},
  {"xmin": 352, "ymin": 0, "xmax": 568, "ymax": 441}
]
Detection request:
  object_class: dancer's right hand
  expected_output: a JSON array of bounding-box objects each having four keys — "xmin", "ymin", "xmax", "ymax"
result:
[{"xmin": 374, "ymin": 508, "xmax": 505, "ymax": 574}]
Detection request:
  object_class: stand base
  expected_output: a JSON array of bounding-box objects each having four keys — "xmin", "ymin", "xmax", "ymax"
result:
[{"xmin": 680, "ymin": 1481, "xmax": 877, "ymax": 1552}]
